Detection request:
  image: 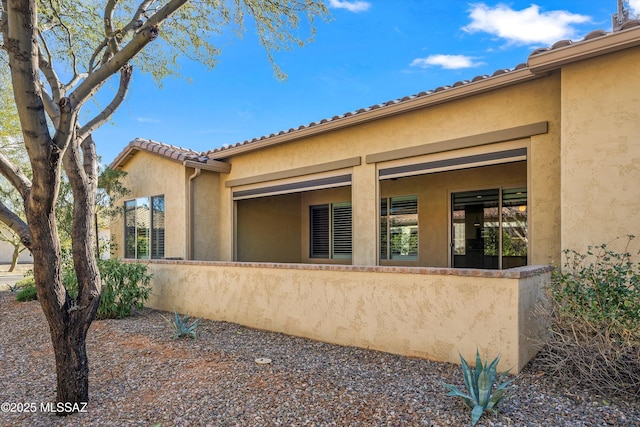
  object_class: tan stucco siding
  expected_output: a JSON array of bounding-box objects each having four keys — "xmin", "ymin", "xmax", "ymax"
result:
[
  {"xmin": 560, "ymin": 47, "xmax": 640, "ymax": 254},
  {"xmin": 524, "ymin": 75, "xmax": 562, "ymax": 265},
  {"xmin": 221, "ymin": 75, "xmax": 561, "ymax": 266},
  {"xmin": 192, "ymin": 171, "xmax": 221, "ymax": 260},
  {"xmin": 145, "ymin": 260, "xmax": 548, "ymax": 373},
  {"xmin": 113, "ymin": 152, "xmax": 188, "ymax": 259},
  {"xmin": 236, "ymin": 193, "xmax": 302, "ymax": 262},
  {"xmin": 0, "ymin": 242, "xmax": 32, "ymax": 264},
  {"xmin": 225, "ymin": 77, "xmax": 559, "ymax": 179}
]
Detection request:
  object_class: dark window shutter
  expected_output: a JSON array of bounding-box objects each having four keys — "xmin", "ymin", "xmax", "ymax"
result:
[{"xmin": 310, "ymin": 205, "xmax": 330, "ymax": 258}]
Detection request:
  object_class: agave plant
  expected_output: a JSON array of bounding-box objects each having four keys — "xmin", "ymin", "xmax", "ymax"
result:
[
  {"xmin": 443, "ymin": 350, "xmax": 513, "ymax": 426},
  {"xmin": 163, "ymin": 309, "xmax": 200, "ymax": 339}
]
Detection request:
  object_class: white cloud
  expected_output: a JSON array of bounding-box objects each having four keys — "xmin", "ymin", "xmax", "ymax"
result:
[
  {"xmin": 463, "ymin": 3, "xmax": 591, "ymax": 45},
  {"xmin": 136, "ymin": 117, "xmax": 161, "ymax": 123},
  {"xmin": 328, "ymin": 0, "xmax": 371, "ymax": 13},
  {"xmin": 629, "ymin": 0, "xmax": 640, "ymax": 16},
  {"xmin": 410, "ymin": 54, "xmax": 484, "ymax": 70}
]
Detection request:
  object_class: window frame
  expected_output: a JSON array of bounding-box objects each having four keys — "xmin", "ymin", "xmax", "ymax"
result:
[
  {"xmin": 380, "ymin": 195, "xmax": 419, "ymax": 261},
  {"xmin": 124, "ymin": 194, "xmax": 165, "ymax": 260},
  {"xmin": 450, "ymin": 187, "xmax": 527, "ymax": 269},
  {"xmin": 309, "ymin": 201, "xmax": 352, "ymax": 260}
]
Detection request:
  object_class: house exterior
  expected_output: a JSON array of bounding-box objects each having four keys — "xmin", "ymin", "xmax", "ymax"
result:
[{"xmin": 110, "ymin": 22, "xmax": 640, "ymax": 372}]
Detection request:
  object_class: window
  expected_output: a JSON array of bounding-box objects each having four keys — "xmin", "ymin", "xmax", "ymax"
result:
[
  {"xmin": 380, "ymin": 195, "xmax": 418, "ymax": 260},
  {"xmin": 310, "ymin": 202, "xmax": 352, "ymax": 259},
  {"xmin": 124, "ymin": 195, "xmax": 165, "ymax": 259},
  {"xmin": 451, "ymin": 188, "xmax": 527, "ymax": 269}
]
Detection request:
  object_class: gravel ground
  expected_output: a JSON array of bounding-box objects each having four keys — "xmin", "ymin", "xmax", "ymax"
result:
[{"xmin": 1, "ymin": 290, "xmax": 639, "ymax": 427}]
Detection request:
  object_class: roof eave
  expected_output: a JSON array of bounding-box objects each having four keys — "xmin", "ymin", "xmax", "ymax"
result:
[
  {"xmin": 183, "ymin": 159, "xmax": 231, "ymax": 173},
  {"xmin": 110, "ymin": 147, "xmax": 137, "ymax": 170},
  {"xmin": 110, "ymin": 142, "xmax": 224, "ymax": 171},
  {"xmin": 528, "ymin": 24, "xmax": 640, "ymax": 74},
  {"xmin": 210, "ymin": 67, "xmax": 541, "ymax": 160}
]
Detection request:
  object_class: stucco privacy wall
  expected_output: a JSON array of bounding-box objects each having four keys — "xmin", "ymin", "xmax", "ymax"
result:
[
  {"xmin": 560, "ymin": 47, "xmax": 640, "ymax": 254},
  {"xmin": 113, "ymin": 152, "xmax": 189, "ymax": 260},
  {"xmin": 144, "ymin": 260, "xmax": 550, "ymax": 373}
]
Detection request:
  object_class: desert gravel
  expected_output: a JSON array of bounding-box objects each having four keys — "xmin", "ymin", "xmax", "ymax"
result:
[{"xmin": 1, "ymin": 290, "xmax": 639, "ymax": 427}]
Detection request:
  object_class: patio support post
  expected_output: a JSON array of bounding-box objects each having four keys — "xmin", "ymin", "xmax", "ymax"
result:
[{"xmin": 351, "ymin": 162, "xmax": 379, "ymax": 266}]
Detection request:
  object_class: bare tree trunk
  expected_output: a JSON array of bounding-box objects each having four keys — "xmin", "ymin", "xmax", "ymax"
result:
[
  {"xmin": 29, "ymin": 196, "xmax": 101, "ymax": 412},
  {"xmin": 51, "ymin": 133, "xmax": 102, "ymax": 413},
  {"xmin": 51, "ymin": 311, "xmax": 92, "ymax": 405},
  {"xmin": 4, "ymin": 0, "xmax": 101, "ymax": 412}
]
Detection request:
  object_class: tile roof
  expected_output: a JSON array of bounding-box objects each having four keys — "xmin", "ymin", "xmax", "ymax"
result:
[
  {"xmin": 111, "ymin": 21, "xmax": 640, "ymax": 168},
  {"xmin": 202, "ymin": 21, "xmax": 639, "ymax": 159},
  {"xmin": 110, "ymin": 138, "xmax": 210, "ymax": 168}
]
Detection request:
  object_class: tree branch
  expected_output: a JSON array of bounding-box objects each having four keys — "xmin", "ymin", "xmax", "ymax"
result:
[
  {"xmin": 39, "ymin": 83, "xmax": 61, "ymax": 126},
  {"xmin": 80, "ymin": 134, "xmax": 98, "ymax": 182},
  {"xmin": 4, "ymin": 0, "xmax": 60, "ymax": 188},
  {"xmin": 52, "ymin": 97, "xmax": 77, "ymax": 151},
  {"xmin": 88, "ymin": 38, "xmax": 109, "ymax": 73},
  {"xmin": 37, "ymin": 30, "xmax": 62, "ymax": 101},
  {"xmin": 0, "ymin": 0, "xmax": 7, "ymax": 44},
  {"xmin": 44, "ymin": 0, "xmax": 82, "ymax": 83},
  {"xmin": 78, "ymin": 63, "xmax": 133, "ymax": 141},
  {"xmin": 69, "ymin": 0, "xmax": 189, "ymax": 109},
  {"xmin": 103, "ymin": 0, "xmax": 120, "ymax": 58},
  {"xmin": 120, "ymin": 0, "xmax": 155, "ymax": 39},
  {"xmin": 0, "ymin": 199, "xmax": 30, "ymax": 248},
  {"xmin": 62, "ymin": 133, "xmax": 100, "ymax": 305},
  {"xmin": 0, "ymin": 151, "xmax": 32, "ymax": 200}
]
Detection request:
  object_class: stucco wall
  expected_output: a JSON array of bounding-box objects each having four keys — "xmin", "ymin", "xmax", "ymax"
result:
[
  {"xmin": 192, "ymin": 171, "xmax": 222, "ymax": 260},
  {"xmin": 144, "ymin": 260, "xmax": 549, "ymax": 373},
  {"xmin": 236, "ymin": 193, "xmax": 302, "ymax": 262},
  {"xmin": 220, "ymin": 75, "xmax": 561, "ymax": 266},
  {"xmin": 224, "ymin": 78, "xmax": 559, "ymax": 179},
  {"xmin": 560, "ymin": 47, "xmax": 640, "ymax": 256},
  {"xmin": 113, "ymin": 152, "xmax": 189, "ymax": 259}
]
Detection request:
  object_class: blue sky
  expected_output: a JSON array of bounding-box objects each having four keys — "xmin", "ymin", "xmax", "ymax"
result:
[{"xmin": 94, "ymin": 0, "xmax": 638, "ymax": 164}]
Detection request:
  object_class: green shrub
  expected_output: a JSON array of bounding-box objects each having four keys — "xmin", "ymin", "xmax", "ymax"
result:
[
  {"xmin": 537, "ymin": 235, "xmax": 640, "ymax": 397},
  {"xmin": 96, "ymin": 258, "xmax": 152, "ymax": 319},
  {"xmin": 16, "ymin": 281, "xmax": 37, "ymax": 302},
  {"xmin": 62, "ymin": 261, "xmax": 79, "ymax": 299},
  {"xmin": 443, "ymin": 350, "xmax": 512, "ymax": 426},
  {"xmin": 8, "ymin": 277, "xmax": 32, "ymax": 292},
  {"xmin": 13, "ymin": 277, "xmax": 35, "ymax": 290},
  {"xmin": 62, "ymin": 257, "xmax": 151, "ymax": 319}
]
